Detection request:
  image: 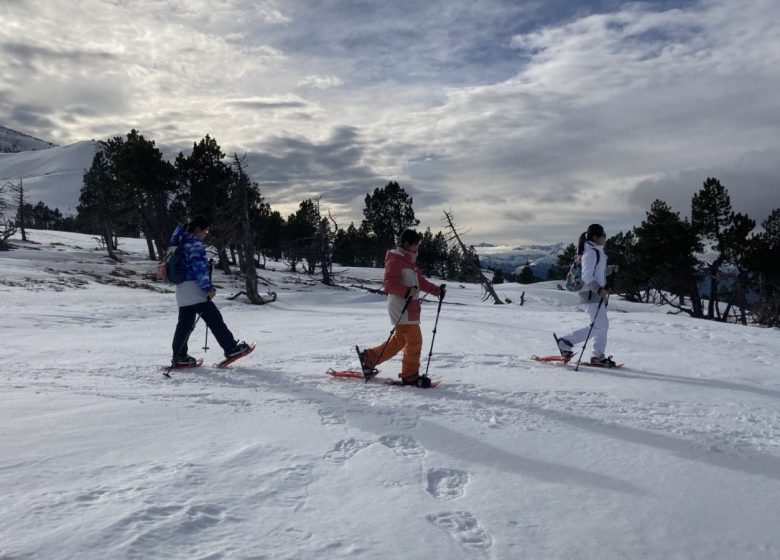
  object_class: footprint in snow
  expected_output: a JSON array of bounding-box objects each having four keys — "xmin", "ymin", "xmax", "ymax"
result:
[
  {"xmin": 317, "ymin": 407, "xmax": 346, "ymax": 425},
  {"xmin": 378, "ymin": 434, "xmax": 426, "ymax": 459},
  {"xmin": 427, "ymin": 511, "xmax": 493, "ymax": 551},
  {"xmin": 324, "ymin": 437, "xmax": 372, "ymax": 464},
  {"xmin": 425, "ymin": 468, "xmax": 469, "ymax": 500}
]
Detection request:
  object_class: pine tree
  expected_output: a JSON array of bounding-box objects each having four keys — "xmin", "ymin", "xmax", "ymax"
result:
[
  {"xmin": 362, "ymin": 181, "xmax": 419, "ymax": 266},
  {"xmin": 548, "ymin": 243, "xmax": 576, "ymax": 280},
  {"xmin": 634, "ymin": 199, "xmax": 703, "ymax": 316},
  {"xmin": 691, "ymin": 178, "xmax": 734, "ymax": 319}
]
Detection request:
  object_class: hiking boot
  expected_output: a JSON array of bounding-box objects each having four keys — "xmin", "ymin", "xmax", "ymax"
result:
[
  {"xmin": 225, "ymin": 341, "xmax": 251, "ymax": 359},
  {"xmin": 400, "ymin": 373, "xmax": 433, "ymax": 389},
  {"xmin": 172, "ymin": 354, "xmax": 198, "ymax": 367},
  {"xmin": 356, "ymin": 346, "xmax": 379, "ymax": 379},
  {"xmin": 554, "ymin": 334, "xmax": 574, "ymax": 359},
  {"xmin": 590, "ymin": 355, "xmax": 617, "ymax": 368}
]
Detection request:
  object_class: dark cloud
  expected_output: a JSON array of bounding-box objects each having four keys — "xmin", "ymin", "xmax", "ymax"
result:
[
  {"xmin": 9, "ymin": 104, "xmax": 58, "ymax": 133},
  {"xmin": 628, "ymin": 150, "xmax": 780, "ymax": 225},
  {"xmin": 225, "ymin": 99, "xmax": 307, "ymax": 110},
  {"xmin": 0, "ymin": 41, "xmax": 117, "ymax": 67},
  {"xmin": 240, "ymin": 126, "xmax": 381, "ymax": 206}
]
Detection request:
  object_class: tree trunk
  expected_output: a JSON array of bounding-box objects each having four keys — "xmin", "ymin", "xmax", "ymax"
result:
[
  {"xmin": 218, "ymin": 248, "xmax": 232, "ymax": 275},
  {"xmin": 103, "ymin": 223, "xmax": 119, "ymax": 261}
]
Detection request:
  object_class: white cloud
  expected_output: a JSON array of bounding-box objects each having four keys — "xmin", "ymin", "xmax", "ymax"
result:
[{"xmin": 1, "ymin": 0, "xmax": 779, "ymax": 243}]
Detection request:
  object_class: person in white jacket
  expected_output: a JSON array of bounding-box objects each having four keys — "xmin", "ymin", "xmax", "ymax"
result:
[{"xmin": 555, "ymin": 224, "xmax": 617, "ymax": 367}]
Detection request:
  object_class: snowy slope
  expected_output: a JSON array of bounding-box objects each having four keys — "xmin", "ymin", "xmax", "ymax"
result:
[
  {"xmin": 2, "ymin": 230, "xmax": 780, "ymax": 560},
  {"xmin": 0, "ymin": 126, "xmax": 55, "ymax": 153},
  {"xmin": 0, "ymin": 141, "xmax": 99, "ymax": 213}
]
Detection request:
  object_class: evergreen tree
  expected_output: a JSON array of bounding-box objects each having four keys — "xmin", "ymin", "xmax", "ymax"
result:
[
  {"xmin": 175, "ymin": 135, "xmax": 234, "ymax": 270},
  {"xmin": 362, "ymin": 181, "xmax": 419, "ymax": 266},
  {"xmin": 605, "ymin": 231, "xmax": 644, "ymax": 302},
  {"xmin": 745, "ymin": 209, "xmax": 780, "ymax": 326},
  {"xmin": 691, "ymin": 178, "xmax": 735, "ymax": 319},
  {"xmin": 285, "ymin": 199, "xmax": 320, "ymax": 272},
  {"xmin": 634, "ymin": 199, "xmax": 703, "ymax": 317},
  {"xmin": 518, "ymin": 262, "xmax": 536, "ymax": 284},
  {"xmin": 492, "ymin": 268, "xmax": 505, "ymax": 284},
  {"xmin": 548, "ymin": 243, "xmax": 577, "ymax": 280}
]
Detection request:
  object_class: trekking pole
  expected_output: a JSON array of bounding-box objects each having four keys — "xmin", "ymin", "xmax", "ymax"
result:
[
  {"xmin": 202, "ymin": 259, "xmax": 213, "ymax": 352},
  {"xmin": 574, "ymin": 297, "xmax": 604, "ymax": 372},
  {"xmin": 368, "ymin": 288, "xmax": 414, "ymax": 383},
  {"xmin": 423, "ymin": 293, "xmax": 444, "ymax": 377},
  {"xmin": 164, "ymin": 312, "xmax": 203, "ymax": 378}
]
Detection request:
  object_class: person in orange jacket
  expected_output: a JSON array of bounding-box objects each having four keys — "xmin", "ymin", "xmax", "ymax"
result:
[{"xmin": 358, "ymin": 229, "xmax": 445, "ymax": 388}]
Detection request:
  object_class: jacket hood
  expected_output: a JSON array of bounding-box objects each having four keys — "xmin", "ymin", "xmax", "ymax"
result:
[
  {"xmin": 170, "ymin": 225, "xmax": 194, "ymax": 246},
  {"xmin": 385, "ymin": 247, "xmax": 417, "ymax": 266}
]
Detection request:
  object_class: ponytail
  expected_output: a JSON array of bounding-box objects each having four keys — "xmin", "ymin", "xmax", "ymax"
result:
[{"xmin": 577, "ymin": 232, "xmax": 587, "ymax": 256}]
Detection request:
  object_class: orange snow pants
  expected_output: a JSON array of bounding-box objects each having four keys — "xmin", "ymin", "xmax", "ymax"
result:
[{"xmin": 365, "ymin": 324, "xmax": 423, "ymax": 379}]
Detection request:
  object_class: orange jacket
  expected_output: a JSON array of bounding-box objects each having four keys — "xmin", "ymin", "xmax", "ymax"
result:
[{"xmin": 384, "ymin": 248, "xmax": 441, "ymax": 325}]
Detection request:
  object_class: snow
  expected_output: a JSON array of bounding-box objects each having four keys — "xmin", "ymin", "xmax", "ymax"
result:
[
  {"xmin": 2, "ymin": 229, "xmax": 780, "ymax": 559},
  {"xmin": 0, "ymin": 141, "xmax": 99, "ymax": 213},
  {"xmin": 0, "ymin": 126, "xmax": 55, "ymax": 153}
]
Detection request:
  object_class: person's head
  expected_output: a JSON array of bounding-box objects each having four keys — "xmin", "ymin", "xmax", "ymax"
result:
[
  {"xmin": 578, "ymin": 223, "xmax": 607, "ymax": 253},
  {"xmin": 187, "ymin": 216, "xmax": 210, "ymax": 240},
  {"xmin": 398, "ymin": 229, "xmax": 422, "ymax": 252}
]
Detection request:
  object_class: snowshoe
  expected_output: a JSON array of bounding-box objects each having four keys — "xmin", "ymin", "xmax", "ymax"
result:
[
  {"xmin": 400, "ymin": 373, "xmax": 433, "ymax": 389},
  {"xmin": 172, "ymin": 354, "xmax": 199, "ymax": 367},
  {"xmin": 590, "ymin": 355, "xmax": 617, "ymax": 368},
  {"xmin": 356, "ymin": 345, "xmax": 379, "ymax": 380},
  {"xmin": 553, "ymin": 333, "xmax": 574, "ymax": 360},
  {"xmin": 225, "ymin": 340, "xmax": 251, "ymax": 359}
]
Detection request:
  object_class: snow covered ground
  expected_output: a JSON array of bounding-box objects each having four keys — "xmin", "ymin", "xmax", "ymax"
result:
[
  {"xmin": 2, "ymin": 230, "xmax": 780, "ymax": 560},
  {"xmin": 0, "ymin": 141, "xmax": 99, "ymax": 213}
]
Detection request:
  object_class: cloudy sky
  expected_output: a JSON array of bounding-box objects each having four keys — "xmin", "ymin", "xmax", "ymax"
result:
[{"xmin": 2, "ymin": 0, "xmax": 779, "ymax": 244}]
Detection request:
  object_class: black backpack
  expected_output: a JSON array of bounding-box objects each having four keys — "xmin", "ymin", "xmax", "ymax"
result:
[{"xmin": 158, "ymin": 243, "xmax": 187, "ymax": 284}]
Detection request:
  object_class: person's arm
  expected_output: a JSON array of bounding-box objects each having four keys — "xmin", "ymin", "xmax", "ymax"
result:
[
  {"xmin": 580, "ymin": 248, "xmax": 604, "ymax": 295},
  {"xmin": 417, "ymin": 270, "xmax": 442, "ymax": 298},
  {"xmin": 187, "ymin": 241, "xmax": 214, "ymax": 294}
]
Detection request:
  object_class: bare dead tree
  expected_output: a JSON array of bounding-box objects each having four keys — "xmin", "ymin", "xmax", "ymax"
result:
[
  {"xmin": 0, "ymin": 181, "xmax": 18, "ymax": 250},
  {"xmin": 442, "ymin": 209, "xmax": 504, "ymax": 304},
  {"xmin": 227, "ymin": 153, "xmax": 275, "ymax": 305},
  {"xmin": 6, "ymin": 178, "xmax": 27, "ymax": 241}
]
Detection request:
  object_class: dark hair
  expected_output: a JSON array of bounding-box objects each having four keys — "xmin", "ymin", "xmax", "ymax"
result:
[
  {"xmin": 187, "ymin": 215, "xmax": 211, "ymax": 233},
  {"xmin": 399, "ymin": 229, "xmax": 421, "ymax": 247},
  {"xmin": 577, "ymin": 224, "xmax": 605, "ymax": 255},
  {"xmin": 586, "ymin": 223, "xmax": 605, "ymax": 240}
]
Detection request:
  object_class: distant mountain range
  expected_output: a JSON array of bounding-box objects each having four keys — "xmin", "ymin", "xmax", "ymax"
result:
[
  {"xmin": 474, "ymin": 242, "xmax": 566, "ymax": 280},
  {"xmin": 0, "ymin": 126, "xmax": 56, "ymax": 153}
]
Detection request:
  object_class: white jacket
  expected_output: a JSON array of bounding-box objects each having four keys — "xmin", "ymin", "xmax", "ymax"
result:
[{"xmin": 579, "ymin": 241, "xmax": 607, "ymax": 303}]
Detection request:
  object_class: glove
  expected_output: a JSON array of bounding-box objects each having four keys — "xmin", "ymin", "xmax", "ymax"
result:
[{"xmin": 439, "ymin": 284, "xmax": 447, "ymax": 300}]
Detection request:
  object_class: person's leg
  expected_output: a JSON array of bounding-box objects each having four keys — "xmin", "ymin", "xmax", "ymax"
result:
[
  {"xmin": 197, "ymin": 301, "xmax": 238, "ymax": 352},
  {"xmin": 172, "ymin": 305, "xmax": 198, "ymax": 358},
  {"xmin": 366, "ymin": 329, "xmax": 407, "ymax": 367},
  {"xmin": 588, "ymin": 304, "xmax": 609, "ymax": 358},
  {"xmin": 399, "ymin": 324, "xmax": 423, "ymax": 379}
]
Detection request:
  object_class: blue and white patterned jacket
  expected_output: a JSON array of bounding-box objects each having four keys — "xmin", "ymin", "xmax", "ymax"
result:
[{"xmin": 170, "ymin": 225, "xmax": 213, "ymax": 294}]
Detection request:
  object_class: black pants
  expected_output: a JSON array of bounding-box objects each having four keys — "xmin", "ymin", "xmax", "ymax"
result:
[{"xmin": 172, "ymin": 300, "xmax": 237, "ymax": 357}]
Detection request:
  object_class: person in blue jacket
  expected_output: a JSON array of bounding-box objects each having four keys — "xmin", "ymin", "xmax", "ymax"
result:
[{"xmin": 169, "ymin": 216, "xmax": 249, "ymax": 366}]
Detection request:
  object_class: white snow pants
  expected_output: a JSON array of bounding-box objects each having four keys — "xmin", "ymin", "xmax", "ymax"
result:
[{"xmin": 563, "ymin": 300, "xmax": 609, "ymax": 358}]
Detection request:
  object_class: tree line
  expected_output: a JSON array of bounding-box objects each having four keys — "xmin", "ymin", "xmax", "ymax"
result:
[
  {"xmin": 0, "ymin": 130, "xmax": 486, "ymax": 287},
  {"xmin": 3, "ymin": 131, "xmax": 777, "ymax": 325},
  {"xmin": 546, "ymin": 178, "xmax": 780, "ymax": 327}
]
